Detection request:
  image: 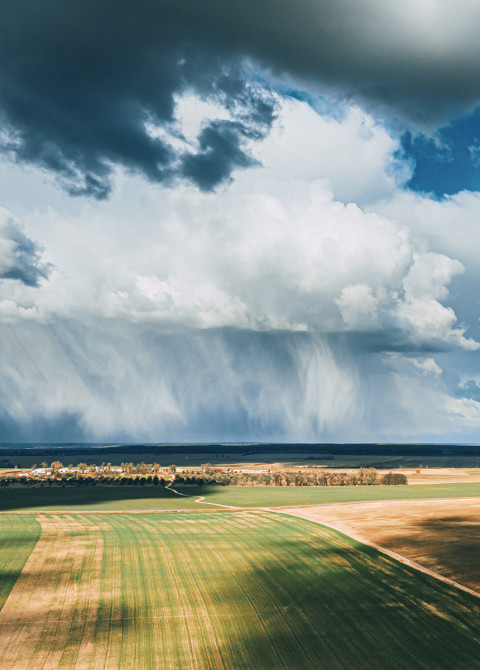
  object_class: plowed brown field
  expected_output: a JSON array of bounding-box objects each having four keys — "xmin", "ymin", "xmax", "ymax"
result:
[{"xmin": 279, "ymin": 498, "xmax": 480, "ymax": 592}]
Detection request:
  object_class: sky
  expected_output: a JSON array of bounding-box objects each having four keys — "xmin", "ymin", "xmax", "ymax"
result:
[{"xmin": 2, "ymin": 0, "xmax": 480, "ymax": 443}]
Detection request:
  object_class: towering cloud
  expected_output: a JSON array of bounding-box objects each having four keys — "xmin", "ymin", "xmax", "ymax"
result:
[
  {"xmin": 1, "ymin": 3, "xmax": 480, "ymax": 442},
  {"xmin": 0, "ymin": 0, "xmax": 277, "ymax": 197}
]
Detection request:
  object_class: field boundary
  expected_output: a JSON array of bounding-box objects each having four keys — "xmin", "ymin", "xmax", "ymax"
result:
[
  {"xmin": 194, "ymin": 495, "xmax": 241, "ymax": 509},
  {"xmin": 272, "ymin": 508, "xmax": 480, "ymax": 601},
  {"xmin": 166, "ymin": 484, "xmax": 241, "ymax": 508},
  {"xmin": 0, "ymin": 508, "xmax": 230, "ymax": 514},
  {"xmin": 2, "ymin": 492, "xmax": 480, "ymax": 514},
  {"xmin": 259, "ymin": 494, "xmax": 480, "ymax": 508}
]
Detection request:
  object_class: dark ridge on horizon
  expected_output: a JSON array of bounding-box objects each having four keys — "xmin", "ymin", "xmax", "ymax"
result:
[{"xmin": 0, "ymin": 442, "xmax": 480, "ymax": 457}]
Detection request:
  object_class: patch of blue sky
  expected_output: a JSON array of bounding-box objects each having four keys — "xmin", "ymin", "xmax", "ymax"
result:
[
  {"xmin": 242, "ymin": 62, "xmax": 348, "ymax": 122},
  {"xmin": 273, "ymin": 85, "xmax": 349, "ymax": 121},
  {"xmin": 402, "ymin": 107, "xmax": 480, "ymax": 198}
]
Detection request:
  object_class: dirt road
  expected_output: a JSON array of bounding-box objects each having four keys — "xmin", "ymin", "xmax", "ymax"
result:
[{"xmin": 278, "ymin": 497, "xmax": 480, "ymax": 593}]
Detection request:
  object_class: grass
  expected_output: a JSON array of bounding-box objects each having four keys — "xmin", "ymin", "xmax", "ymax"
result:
[
  {"xmin": 0, "ymin": 511, "xmax": 479, "ymax": 669},
  {"xmin": 2, "ymin": 481, "xmax": 480, "ymax": 512},
  {"xmin": 0, "ymin": 486, "xmax": 205, "ymax": 512},
  {"xmin": 176, "ymin": 482, "xmax": 480, "ymax": 507},
  {"xmin": 0, "ymin": 515, "xmax": 40, "ymax": 610}
]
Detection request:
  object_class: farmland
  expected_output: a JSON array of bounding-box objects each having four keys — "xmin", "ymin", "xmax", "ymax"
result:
[
  {"xmin": 281, "ymin": 498, "xmax": 480, "ymax": 592},
  {"xmin": 1, "ymin": 510, "xmax": 480, "ymax": 669},
  {"xmin": 1, "ymin": 479, "xmax": 480, "ymax": 668},
  {"xmin": 176, "ymin": 481, "xmax": 480, "ymax": 508},
  {"xmin": 0, "ymin": 486, "xmax": 204, "ymax": 512},
  {"xmin": 2, "ymin": 481, "xmax": 480, "ymax": 512},
  {"xmin": 2, "ymin": 442, "xmax": 480, "ymax": 471},
  {"xmin": 0, "ymin": 516, "xmax": 40, "ymax": 610}
]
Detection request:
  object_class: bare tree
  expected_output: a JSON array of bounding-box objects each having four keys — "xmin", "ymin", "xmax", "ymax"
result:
[{"xmin": 50, "ymin": 461, "xmax": 63, "ymax": 474}]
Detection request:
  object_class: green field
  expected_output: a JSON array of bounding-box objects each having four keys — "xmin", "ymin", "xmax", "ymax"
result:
[
  {"xmin": 2, "ymin": 481, "xmax": 480, "ymax": 512},
  {"xmin": 0, "ymin": 486, "xmax": 203, "ymax": 512},
  {"xmin": 0, "ymin": 510, "xmax": 479, "ymax": 669},
  {"xmin": 187, "ymin": 482, "xmax": 480, "ymax": 507},
  {"xmin": 0, "ymin": 515, "xmax": 40, "ymax": 610}
]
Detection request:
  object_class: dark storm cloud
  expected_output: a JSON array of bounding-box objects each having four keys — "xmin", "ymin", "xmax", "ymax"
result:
[
  {"xmin": 181, "ymin": 120, "xmax": 259, "ymax": 191},
  {"xmin": 1, "ymin": 1, "xmax": 480, "ymax": 198},
  {"xmin": 0, "ymin": 0, "xmax": 276, "ymax": 198},
  {"xmin": 0, "ymin": 221, "xmax": 51, "ymax": 287},
  {"xmin": 338, "ymin": 330, "xmax": 457, "ymax": 355}
]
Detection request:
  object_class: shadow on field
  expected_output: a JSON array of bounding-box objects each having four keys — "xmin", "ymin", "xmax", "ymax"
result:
[
  {"xmin": 380, "ymin": 514, "xmax": 480, "ymax": 591},
  {"xmin": 1, "ymin": 513, "xmax": 480, "ymax": 669},
  {"xmin": 0, "ymin": 535, "xmax": 38, "ymax": 547},
  {"xmin": 0, "ymin": 485, "xmax": 216, "ymax": 511},
  {"xmin": 198, "ymin": 529, "xmax": 480, "ymax": 670},
  {"xmin": 0, "ymin": 567, "xmax": 29, "ymax": 597}
]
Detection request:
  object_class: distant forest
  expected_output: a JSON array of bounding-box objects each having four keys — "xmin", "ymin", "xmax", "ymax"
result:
[{"xmin": 0, "ymin": 443, "xmax": 477, "ymax": 459}]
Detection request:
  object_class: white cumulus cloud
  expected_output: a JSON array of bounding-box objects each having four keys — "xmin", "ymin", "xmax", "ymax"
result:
[{"xmin": 1, "ymin": 95, "xmax": 480, "ymax": 440}]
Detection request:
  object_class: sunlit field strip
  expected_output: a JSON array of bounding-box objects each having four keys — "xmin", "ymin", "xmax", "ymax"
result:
[
  {"xmin": 0, "ymin": 511, "xmax": 480, "ymax": 668},
  {"xmin": 178, "ymin": 482, "xmax": 480, "ymax": 507},
  {"xmin": 3, "ymin": 482, "xmax": 480, "ymax": 513}
]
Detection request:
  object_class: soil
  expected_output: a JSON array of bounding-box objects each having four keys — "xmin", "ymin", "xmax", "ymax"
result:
[{"xmin": 279, "ymin": 497, "xmax": 480, "ymax": 592}]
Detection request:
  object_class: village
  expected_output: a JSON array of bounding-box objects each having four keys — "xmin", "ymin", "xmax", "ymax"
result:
[{"xmin": 1, "ymin": 461, "xmax": 270, "ymax": 478}]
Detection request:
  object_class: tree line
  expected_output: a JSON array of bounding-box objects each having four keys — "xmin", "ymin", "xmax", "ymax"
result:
[
  {"xmin": 0, "ymin": 474, "xmax": 170, "ymax": 487},
  {"xmin": 0, "ymin": 464, "xmax": 407, "ymax": 487},
  {"xmin": 175, "ymin": 468, "xmax": 407, "ymax": 486}
]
